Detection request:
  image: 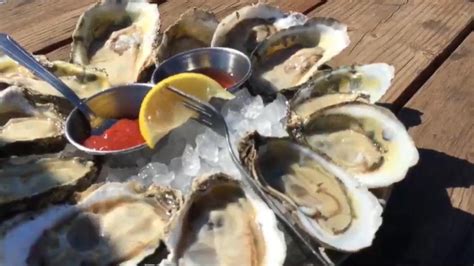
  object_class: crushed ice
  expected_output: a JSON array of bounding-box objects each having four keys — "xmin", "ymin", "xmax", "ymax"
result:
[{"xmin": 102, "ymin": 88, "xmax": 289, "ymax": 193}]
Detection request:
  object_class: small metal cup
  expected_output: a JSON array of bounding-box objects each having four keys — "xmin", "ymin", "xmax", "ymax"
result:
[
  {"xmin": 65, "ymin": 83, "xmax": 152, "ymax": 155},
  {"xmin": 151, "ymin": 47, "xmax": 252, "ymax": 93}
]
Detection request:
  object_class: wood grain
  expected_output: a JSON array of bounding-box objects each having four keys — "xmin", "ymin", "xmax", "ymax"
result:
[
  {"xmin": 308, "ymin": 0, "xmax": 473, "ymax": 106},
  {"xmin": 0, "ymin": 0, "xmax": 97, "ymax": 53},
  {"xmin": 345, "ymin": 34, "xmax": 474, "ymax": 266},
  {"xmin": 46, "ymin": 0, "xmax": 322, "ymax": 60}
]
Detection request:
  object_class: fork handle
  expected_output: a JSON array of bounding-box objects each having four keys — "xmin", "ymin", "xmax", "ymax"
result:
[{"xmin": 0, "ymin": 33, "xmax": 96, "ymax": 119}]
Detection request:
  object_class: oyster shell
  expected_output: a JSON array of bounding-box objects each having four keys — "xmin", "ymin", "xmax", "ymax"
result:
[
  {"xmin": 165, "ymin": 173, "xmax": 286, "ymax": 265},
  {"xmin": 0, "ymin": 86, "xmax": 66, "ymax": 157},
  {"xmin": 211, "ymin": 3, "xmax": 307, "ymax": 55},
  {"xmin": 0, "ymin": 53, "xmax": 110, "ymax": 100},
  {"xmin": 0, "ymin": 153, "xmax": 98, "ymax": 219},
  {"xmin": 0, "ymin": 182, "xmax": 182, "ymax": 266},
  {"xmin": 249, "ymin": 18, "xmax": 350, "ymax": 97},
  {"xmin": 71, "ymin": 0, "xmax": 160, "ymax": 85},
  {"xmin": 239, "ymin": 132, "xmax": 383, "ymax": 251},
  {"xmin": 156, "ymin": 8, "xmax": 218, "ymax": 62},
  {"xmin": 289, "ymin": 102, "xmax": 419, "ymax": 188},
  {"xmin": 289, "ymin": 63, "xmax": 395, "ymax": 119}
]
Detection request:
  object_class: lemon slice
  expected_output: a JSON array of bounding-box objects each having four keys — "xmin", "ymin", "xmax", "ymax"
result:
[{"xmin": 139, "ymin": 73, "xmax": 234, "ymax": 148}]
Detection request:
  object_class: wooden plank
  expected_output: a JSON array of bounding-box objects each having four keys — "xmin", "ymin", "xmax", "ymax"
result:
[
  {"xmin": 46, "ymin": 0, "xmax": 322, "ymax": 60},
  {"xmin": 346, "ymin": 34, "xmax": 474, "ymax": 265},
  {"xmin": 45, "ymin": 44, "xmax": 71, "ymax": 61},
  {"xmin": 158, "ymin": 0, "xmax": 322, "ymax": 30},
  {"xmin": 0, "ymin": 0, "xmax": 97, "ymax": 53},
  {"xmin": 308, "ymin": 0, "xmax": 473, "ymax": 106}
]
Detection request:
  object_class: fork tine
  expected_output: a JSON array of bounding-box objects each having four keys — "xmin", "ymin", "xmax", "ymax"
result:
[
  {"xmin": 166, "ymin": 86, "xmax": 213, "ymax": 116},
  {"xmin": 182, "ymin": 100, "xmax": 212, "ymax": 118},
  {"xmin": 191, "ymin": 116, "xmax": 213, "ymax": 127},
  {"xmin": 166, "ymin": 85, "xmax": 190, "ymax": 98}
]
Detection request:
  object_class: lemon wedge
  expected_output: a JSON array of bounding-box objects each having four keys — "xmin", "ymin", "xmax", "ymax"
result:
[{"xmin": 139, "ymin": 73, "xmax": 234, "ymax": 148}]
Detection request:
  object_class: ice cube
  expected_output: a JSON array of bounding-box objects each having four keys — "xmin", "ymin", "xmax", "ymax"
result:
[
  {"xmin": 234, "ymin": 119, "xmax": 251, "ymax": 137},
  {"xmin": 153, "ymin": 171, "xmax": 175, "ymax": 186},
  {"xmin": 271, "ymin": 122, "xmax": 289, "ymax": 137},
  {"xmin": 205, "ymin": 128, "xmax": 226, "ymax": 148},
  {"xmin": 169, "ymin": 157, "xmax": 183, "ymax": 175},
  {"xmin": 242, "ymin": 95, "xmax": 264, "ymax": 119},
  {"xmin": 222, "ymin": 88, "xmax": 253, "ymax": 115},
  {"xmin": 198, "ymin": 160, "xmax": 219, "ymax": 176},
  {"xmin": 170, "ymin": 174, "xmax": 194, "ymax": 193},
  {"xmin": 182, "ymin": 144, "xmax": 201, "ymax": 176},
  {"xmin": 139, "ymin": 162, "xmax": 164, "ymax": 177},
  {"xmin": 219, "ymin": 151, "xmax": 241, "ymax": 179},
  {"xmin": 224, "ymin": 109, "xmax": 244, "ymax": 129},
  {"xmin": 259, "ymin": 94, "xmax": 287, "ymax": 122},
  {"xmin": 130, "ymin": 174, "xmax": 152, "ymax": 187},
  {"xmin": 255, "ymin": 119, "xmax": 273, "ymax": 136},
  {"xmin": 196, "ymin": 132, "xmax": 220, "ymax": 163}
]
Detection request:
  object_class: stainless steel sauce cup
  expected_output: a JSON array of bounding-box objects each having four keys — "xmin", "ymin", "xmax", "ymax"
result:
[{"xmin": 152, "ymin": 47, "xmax": 252, "ymax": 93}]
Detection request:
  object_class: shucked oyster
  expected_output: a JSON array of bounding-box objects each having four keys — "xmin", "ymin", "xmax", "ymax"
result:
[
  {"xmin": 289, "ymin": 63, "xmax": 395, "ymax": 119},
  {"xmin": 165, "ymin": 173, "xmax": 286, "ymax": 265},
  {"xmin": 250, "ymin": 18, "xmax": 350, "ymax": 97},
  {"xmin": 0, "ymin": 53, "xmax": 110, "ymax": 100},
  {"xmin": 211, "ymin": 3, "xmax": 307, "ymax": 55},
  {"xmin": 239, "ymin": 132, "xmax": 383, "ymax": 251},
  {"xmin": 289, "ymin": 102, "xmax": 419, "ymax": 188},
  {"xmin": 71, "ymin": 0, "xmax": 160, "ymax": 85},
  {"xmin": 0, "ymin": 86, "xmax": 66, "ymax": 157},
  {"xmin": 0, "ymin": 182, "xmax": 182, "ymax": 266},
  {"xmin": 0, "ymin": 153, "xmax": 98, "ymax": 219},
  {"xmin": 156, "ymin": 8, "xmax": 218, "ymax": 62}
]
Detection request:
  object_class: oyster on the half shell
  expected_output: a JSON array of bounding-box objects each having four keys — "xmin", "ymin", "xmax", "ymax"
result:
[
  {"xmin": 249, "ymin": 18, "xmax": 350, "ymax": 97},
  {"xmin": 0, "ymin": 182, "xmax": 182, "ymax": 266},
  {"xmin": 164, "ymin": 173, "xmax": 287, "ymax": 266},
  {"xmin": 289, "ymin": 102, "xmax": 419, "ymax": 188},
  {"xmin": 71, "ymin": 0, "xmax": 160, "ymax": 85},
  {"xmin": 239, "ymin": 132, "xmax": 383, "ymax": 251},
  {"xmin": 0, "ymin": 86, "xmax": 66, "ymax": 157},
  {"xmin": 289, "ymin": 63, "xmax": 395, "ymax": 120},
  {"xmin": 156, "ymin": 8, "xmax": 218, "ymax": 62},
  {"xmin": 211, "ymin": 3, "xmax": 307, "ymax": 55},
  {"xmin": 0, "ymin": 54, "xmax": 110, "ymax": 100},
  {"xmin": 0, "ymin": 153, "xmax": 98, "ymax": 219}
]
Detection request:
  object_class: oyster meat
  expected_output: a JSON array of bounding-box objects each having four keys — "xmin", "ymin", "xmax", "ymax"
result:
[
  {"xmin": 0, "ymin": 86, "xmax": 66, "ymax": 157},
  {"xmin": 0, "ymin": 182, "xmax": 182, "ymax": 266},
  {"xmin": 211, "ymin": 3, "xmax": 307, "ymax": 55},
  {"xmin": 165, "ymin": 173, "xmax": 286, "ymax": 266},
  {"xmin": 290, "ymin": 102, "xmax": 419, "ymax": 188},
  {"xmin": 156, "ymin": 8, "xmax": 218, "ymax": 62},
  {"xmin": 250, "ymin": 18, "xmax": 350, "ymax": 96},
  {"xmin": 289, "ymin": 63, "xmax": 395, "ymax": 119},
  {"xmin": 0, "ymin": 54, "xmax": 110, "ymax": 100},
  {"xmin": 239, "ymin": 132, "xmax": 383, "ymax": 251},
  {"xmin": 0, "ymin": 153, "xmax": 98, "ymax": 219},
  {"xmin": 71, "ymin": 0, "xmax": 160, "ymax": 85}
]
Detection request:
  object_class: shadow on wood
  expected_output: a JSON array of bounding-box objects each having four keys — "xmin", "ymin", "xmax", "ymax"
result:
[{"xmin": 344, "ymin": 148, "xmax": 474, "ymax": 266}]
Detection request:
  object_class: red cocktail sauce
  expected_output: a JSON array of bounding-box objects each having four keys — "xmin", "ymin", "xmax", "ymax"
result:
[
  {"xmin": 190, "ymin": 68, "xmax": 236, "ymax": 89},
  {"xmin": 83, "ymin": 119, "xmax": 145, "ymax": 151}
]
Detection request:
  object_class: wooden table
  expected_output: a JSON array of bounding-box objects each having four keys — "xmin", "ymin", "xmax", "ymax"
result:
[{"xmin": 1, "ymin": 0, "xmax": 472, "ymax": 265}]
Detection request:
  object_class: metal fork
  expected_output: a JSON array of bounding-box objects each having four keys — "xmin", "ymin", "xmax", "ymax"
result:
[{"xmin": 166, "ymin": 86, "xmax": 332, "ymax": 265}]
